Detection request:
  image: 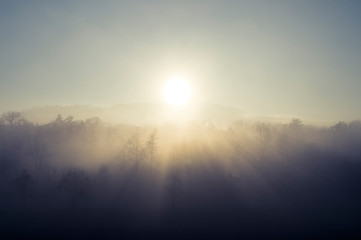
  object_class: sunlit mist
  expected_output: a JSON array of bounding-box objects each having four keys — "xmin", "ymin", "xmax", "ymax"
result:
[{"xmin": 1, "ymin": 1, "xmax": 361, "ymax": 239}]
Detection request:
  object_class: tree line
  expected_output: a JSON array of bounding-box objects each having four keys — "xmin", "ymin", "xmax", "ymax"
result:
[{"xmin": 1, "ymin": 111, "xmax": 361, "ymax": 239}]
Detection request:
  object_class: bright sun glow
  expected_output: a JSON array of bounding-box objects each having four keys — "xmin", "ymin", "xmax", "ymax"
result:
[{"xmin": 163, "ymin": 76, "xmax": 191, "ymax": 106}]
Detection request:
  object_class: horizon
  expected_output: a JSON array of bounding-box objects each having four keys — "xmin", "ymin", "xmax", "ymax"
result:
[{"xmin": 0, "ymin": 102, "xmax": 344, "ymax": 127}]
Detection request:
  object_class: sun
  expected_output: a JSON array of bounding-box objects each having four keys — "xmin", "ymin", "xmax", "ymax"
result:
[{"xmin": 163, "ymin": 76, "xmax": 191, "ymax": 106}]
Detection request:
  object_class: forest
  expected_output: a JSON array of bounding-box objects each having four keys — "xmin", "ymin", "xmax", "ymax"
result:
[{"xmin": 1, "ymin": 111, "xmax": 361, "ymax": 239}]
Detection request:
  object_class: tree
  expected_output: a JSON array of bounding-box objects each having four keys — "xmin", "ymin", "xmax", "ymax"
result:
[
  {"xmin": 255, "ymin": 123, "xmax": 271, "ymax": 160},
  {"xmin": 0, "ymin": 112, "xmax": 29, "ymax": 126},
  {"xmin": 289, "ymin": 118, "xmax": 303, "ymax": 131},
  {"xmin": 29, "ymin": 137, "xmax": 48, "ymax": 174},
  {"xmin": 65, "ymin": 115, "xmax": 74, "ymax": 123},
  {"xmin": 59, "ymin": 168, "xmax": 90, "ymax": 207},
  {"xmin": 85, "ymin": 117, "xmax": 102, "ymax": 128},
  {"xmin": 146, "ymin": 129, "xmax": 158, "ymax": 164},
  {"xmin": 55, "ymin": 114, "xmax": 63, "ymax": 123},
  {"xmin": 125, "ymin": 130, "xmax": 144, "ymax": 167},
  {"xmin": 13, "ymin": 169, "xmax": 33, "ymax": 206}
]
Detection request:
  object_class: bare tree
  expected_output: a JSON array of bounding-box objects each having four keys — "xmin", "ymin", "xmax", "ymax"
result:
[
  {"xmin": 124, "ymin": 130, "xmax": 145, "ymax": 168},
  {"xmin": 255, "ymin": 123, "xmax": 271, "ymax": 160},
  {"xmin": 59, "ymin": 168, "xmax": 90, "ymax": 207},
  {"xmin": 55, "ymin": 114, "xmax": 63, "ymax": 123},
  {"xmin": 13, "ymin": 169, "xmax": 33, "ymax": 206},
  {"xmin": 146, "ymin": 129, "xmax": 158, "ymax": 164},
  {"xmin": 289, "ymin": 118, "xmax": 303, "ymax": 131},
  {"xmin": 28, "ymin": 137, "xmax": 48, "ymax": 174},
  {"xmin": 0, "ymin": 112, "xmax": 29, "ymax": 126}
]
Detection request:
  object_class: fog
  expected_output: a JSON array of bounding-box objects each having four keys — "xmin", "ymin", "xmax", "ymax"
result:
[{"xmin": 1, "ymin": 111, "xmax": 361, "ymax": 239}]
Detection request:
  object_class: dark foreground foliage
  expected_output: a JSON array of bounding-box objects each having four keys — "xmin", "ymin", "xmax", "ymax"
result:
[{"xmin": 1, "ymin": 112, "xmax": 361, "ymax": 239}]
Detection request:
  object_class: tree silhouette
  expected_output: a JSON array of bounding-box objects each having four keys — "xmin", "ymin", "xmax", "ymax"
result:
[
  {"xmin": 125, "ymin": 130, "xmax": 144, "ymax": 167},
  {"xmin": 59, "ymin": 168, "xmax": 90, "ymax": 207},
  {"xmin": 289, "ymin": 118, "xmax": 303, "ymax": 131},
  {"xmin": 146, "ymin": 129, "xmax": 158, "ymax": 164},
  {"xmin": 13, "ymin": 169, "xmax": 33, "ymax": 206},
  {"xmin": 0, "ymin": 112, "xmax": 29, "ymax": 126},
  {"xmin": 255, "ymin": 123, "xmax": 271, "ymax": 160}
]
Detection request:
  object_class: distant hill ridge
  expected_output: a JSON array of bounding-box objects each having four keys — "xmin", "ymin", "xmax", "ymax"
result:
[{"xmin": 20, "ymin": 103, "xmax": 303, "ymax": 126}]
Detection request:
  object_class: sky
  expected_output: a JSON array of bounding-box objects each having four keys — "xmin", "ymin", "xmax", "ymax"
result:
[{"xmin": 1, "ymin": 0, "xmax": 361, "ymax": 121}]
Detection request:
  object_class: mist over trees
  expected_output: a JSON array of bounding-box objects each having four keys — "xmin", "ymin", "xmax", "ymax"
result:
[{"xmin": 1, "ymin": 111, "xmax": 361, "ymax": 239}]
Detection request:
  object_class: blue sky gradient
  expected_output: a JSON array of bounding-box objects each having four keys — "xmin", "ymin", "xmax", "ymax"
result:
[{"xmin": 1, "ymin": 0, "xmax": 361, "ymax": 120}]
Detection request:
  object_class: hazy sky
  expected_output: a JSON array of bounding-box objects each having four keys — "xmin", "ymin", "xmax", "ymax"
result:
[{"xmin": 1, "ymin": 0, "xmax": 361, "ymax": 120}]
